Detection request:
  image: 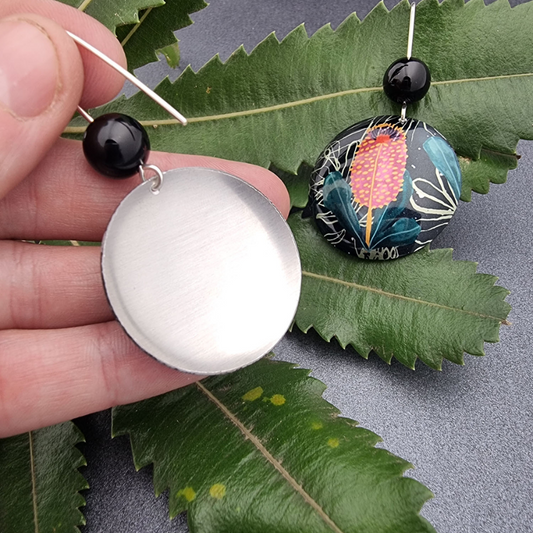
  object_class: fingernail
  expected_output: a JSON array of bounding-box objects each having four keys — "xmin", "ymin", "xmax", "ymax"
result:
[{"xmin": 0, "ymin": 20, "xmax": 59, "ymax": 118}]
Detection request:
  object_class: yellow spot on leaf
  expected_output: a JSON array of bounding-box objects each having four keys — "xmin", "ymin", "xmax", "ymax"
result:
[
  {"xmin": 206, "ymin": 87, "xmax": 211, "ymax": 94},
  {"xmin": 327, "ymin": 438, "xmax": 340, "ymax": 448},
  {"xmin": 177, "ymin": 486, "xmax": 196, "ymax": 502},
  {"xmin": 242, "ymin": 386, "xmax": 263, "ymax": 401},
  {"xmin": 311, "ymin": 421, "xmax": 323, "ymax": 430},
  {"xmin": 210, "ymin": 483, "xmax": 226, "ymax": 499},
  {"xmin": 270, "ymin": 394, "xmax": 286, "ymax": 406}
]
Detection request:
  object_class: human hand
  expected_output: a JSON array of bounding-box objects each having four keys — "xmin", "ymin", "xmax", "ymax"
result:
[{"xmin": 0, "ymin": 0, "xmax": 290, "ymax": 438}]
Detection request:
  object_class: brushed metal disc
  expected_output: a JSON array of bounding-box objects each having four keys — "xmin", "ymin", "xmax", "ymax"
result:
[{"xmin": 102, "ymin": 167, "xmax": 301, "ymax": 375}]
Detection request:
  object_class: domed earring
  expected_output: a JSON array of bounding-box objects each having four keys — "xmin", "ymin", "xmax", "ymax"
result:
[
  {"xmin": 308, "ymin": 3, "xmax": 461, "ymax": 261},
  {"xmin": 68, "ymin": 33, "xmax": 301, "ymax": 375}
]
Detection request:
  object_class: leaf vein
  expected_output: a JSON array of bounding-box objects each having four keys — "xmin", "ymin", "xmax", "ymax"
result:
[
  {"xmin": 77, "ymin": 0, "xmax": 94, "ymax": 12},
  {"xmin": 302, "ymin": 270, "xmax": 504, "ymax": 322},
  {"xmin": 64, "ymin": 71, "xmax": 533, "ymax": 134},
  {"xmin": 479, "ymin": 148, "xmax": 519, "ymax": 160},
  {"xmin": 195, "ymin": 382, "xmax": 345, "ymax": 533},
  {"xmin": 121, "ymin": 8, "xmax": 154, "ymax": 47}
]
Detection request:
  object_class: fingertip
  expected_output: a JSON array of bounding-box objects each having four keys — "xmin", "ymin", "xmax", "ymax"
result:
[
  {"xmin": 71, "ymin": 24, "xmax": 127, "ymax": 109},
  {"xmin": 0, "ymin": 13, "xmax": 84, "ymax": 198},
  {"xmin": 2, "ymin": 0, "xmax": 127, "ymax": 109},
  {"xmin": 0, "ymin": 2, "xmax": 128, "ymax": 198},
  {"xmin": 253, "ymin": 167, "xmax": 291, "ymax": 219}
]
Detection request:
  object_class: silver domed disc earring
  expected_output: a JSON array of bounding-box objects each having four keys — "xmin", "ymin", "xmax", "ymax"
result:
[
  {"xmin": 308, "ymin": 3, "xmax": 461, "ymax": 261},
  {"xmin": 69, "ymin": 33, "xmax": 301, "ymax": 375}
]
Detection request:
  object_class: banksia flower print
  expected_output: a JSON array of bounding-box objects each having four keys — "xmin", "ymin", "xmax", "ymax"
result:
[
  {"xmin": 349, "ymin": 123, "xmax": 408, "ymax": 246},
  {"xmin": 309, "ymin": 116, "xmax": 461, "ymax": 260}
]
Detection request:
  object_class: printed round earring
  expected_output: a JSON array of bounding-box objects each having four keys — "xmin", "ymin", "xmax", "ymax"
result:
[
  {"xmin": 68, "ymin": 33, "xmax": 301, "ymax": 375},
  {"xmin": 308, "ymin": 3, "xmax": 461, "ymax": 261}
]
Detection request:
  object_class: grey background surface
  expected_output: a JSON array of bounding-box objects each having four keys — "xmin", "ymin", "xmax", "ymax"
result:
[{"xmin": 76, "ymin": 1, "xmax": 533, "ymax": 532}]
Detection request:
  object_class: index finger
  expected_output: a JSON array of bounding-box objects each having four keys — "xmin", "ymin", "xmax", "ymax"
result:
[
  {"xmin": 0, "ymin": 139, "xmax": 291, "ymax": 241},
  {"xmin": 0, "ymin": 0, "xmax": 126, "ymax": 109}
]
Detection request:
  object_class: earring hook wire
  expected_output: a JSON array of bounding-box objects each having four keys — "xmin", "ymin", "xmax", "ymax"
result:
[
  {"xmin": 399, "ymin": 2, "xmax": 417, "ymax": 124},
  {"xmin": 67, "ymin": 31, "xmax": 188, "ymax": 126},
  {"xmin": 76, "ymin": 105, "xmax": 94, "ymax": 123},
  {"xmin": 406, "ymin": 2, "xmax": 416, "ymax": 60}
]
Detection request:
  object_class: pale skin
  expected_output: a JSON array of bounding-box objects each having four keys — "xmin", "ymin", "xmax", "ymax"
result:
[{"xmin": 0, "ymin": 0, "xmax": 290, "ymax": 438}]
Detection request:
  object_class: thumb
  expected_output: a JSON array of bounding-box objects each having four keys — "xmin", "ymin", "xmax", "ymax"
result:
[{"xmin": 0, "ymin": 14, "xmax": 84, "ymax": 199}]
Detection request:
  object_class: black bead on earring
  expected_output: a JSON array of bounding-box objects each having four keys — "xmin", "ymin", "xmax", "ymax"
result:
[
  {"xmin": 383, "ymin": 57, "xmax": 431, "ymax": 104},
  {"xmin": 83, "ymin": 113, "xmax": 150, "ymax": 178},
  {"xmin": 308, "ymin": 3, "xmax": 461, "ymax": 261}
]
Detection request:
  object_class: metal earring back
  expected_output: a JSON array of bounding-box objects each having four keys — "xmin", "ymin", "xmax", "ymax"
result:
[{"xmin": 68, "ymin": 32, "xmax": 302, "ymax": 375}]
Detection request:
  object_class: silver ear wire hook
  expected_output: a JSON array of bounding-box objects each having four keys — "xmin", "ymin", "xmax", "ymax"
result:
[
  {"xmin": 406, "ymin": 2, "xmax": 416, "ymax": 60},
  {"xmin": 400, "ymin": 102, "xmax": 408, "ymax": 122},
  {"xmin": 76, "ymin": 105, "xmax": 94, "ymax": 123},
  {"xmin": 399, "ymin": 2, "xmax": 417, "ymax": 124},
  {"xmin": 139, "ymin": 163, "xmax": 164, "ymax": 194},
  {"xmin": 66, "ymin": 31, "xmax": 188, "ymax": 126}
]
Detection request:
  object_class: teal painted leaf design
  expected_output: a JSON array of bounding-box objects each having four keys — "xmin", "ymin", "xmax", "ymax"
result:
[
  {"xmin": 0, "ymin": 422, "xmax": 88, "ymax": 533},
  {"xmin": 58, "ymin": 0, "xmax": 165, "ymax": 33},
  {"xmin": 67, "ymin": 0, "xmax": 533, "ymax": 202},
  {"xmin": 113, "ymin": 357, "xmax": 436, "ymax": 532},
  {"xmin": 290, "ymin": 213, "xmax": 511, "ymax": 369},
  {"xmin": 116, "ymin": 0, "xmax": 208, "ymax": 71}
]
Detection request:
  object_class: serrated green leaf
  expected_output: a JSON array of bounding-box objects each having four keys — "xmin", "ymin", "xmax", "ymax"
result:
[
  {"xmin": 116, "ymin": 0, "xmax": 207, "ymax": 71},
  {"xmin": 459, "ymin": 149, "xmax": 518, "ymax": 202},
  {"xmin": 0, "ymin": 423, "xmax": 88, "ymax": 533},
  {"xmin": 113, "ymin": 357, "xmax": 436, "ymax": 533},
  {"xmin": 271, "ymin": 163, "xmax": 312, "ymax": 209},
  {"xmin": 289, "ymin": 213, "xmax": 511, "ymax": 370},
  {"xmin": 58, "ymin": 0, "xmax": 165, "ymax": 33},
  {"xmin": 159, "ymin": 41, "xmax": 181, "ymax": 69},
  {"xmin": 67, "ymin": 0, "xmax": 533, "ymax": 201}
]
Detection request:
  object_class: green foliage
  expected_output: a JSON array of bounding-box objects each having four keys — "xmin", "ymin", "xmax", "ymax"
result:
[
  {"xmin": 68, "ymin": 0, "xmax": 533, "ymax": 203},
  {"xmin": 290, "ymin": 213, "xmax": 511, "ymax": 369},
  {"xmin": 116, "ymin": 0, "xmax": 208, "ymax": 71},
  {"xmin": 271, "ymin": 163, "xmax": 312, "ymax": 209},
  {"xmin": 113, "ymin": 358, "xmax": 436, "ymax": 533},
  {"xmin": 0, "ymin": 423, "xmax": 87, "ymax": 533},
  {"xmin": 159, "ymin": 41, "xmax": 181, "ymax": 69},
  {"xmin": 59, "ymin": 0, "xmax": 165, "ymax": 33},
  {"xmin": 9, "ymin": 1, "xmax": 523, "ymax": 529},
  {"xmin": 62, "ymin": 0, "xmax": 515, "ymax": 368},
  {"xmin": 459, "ymin": 149, "xmax": 518, "ymax": 201}
]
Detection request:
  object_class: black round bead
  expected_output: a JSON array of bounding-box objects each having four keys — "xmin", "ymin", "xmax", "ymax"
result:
[
  {"xmin": 383, "ymin": 58, "xmax": 431, "ymax": 105},
  {"xmin": 82, "ymin": 113, "xmax": 150, "ymax": 178}
]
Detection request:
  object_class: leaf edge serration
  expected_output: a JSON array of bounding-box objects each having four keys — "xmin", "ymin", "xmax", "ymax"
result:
[{"xmin": 112, "ymin": 357, "xmax": 437, "ymax": 532}]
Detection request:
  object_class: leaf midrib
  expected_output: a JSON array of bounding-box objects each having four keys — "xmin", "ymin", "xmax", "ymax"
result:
[
  {"xmin": 195, "ymin": 382, "xmax": 345, "ymax": 533},
  {"xmin": 303, "ymin": 270, "xmax": 506, "ymax": 322},
  {"xmin": 120, "ymin": 7, "xmax": 154, "ymax": 47},
  {"xmin": 64, "ymin": 70, "xmax": 533, "ymax": 134},
  {"xmin": 77, "ymin": 0, "xmax": 94, "ymax": 11},
  {"xmin": 29, "ymin": 431, "xmax": 39, "ymax": 533}
]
